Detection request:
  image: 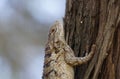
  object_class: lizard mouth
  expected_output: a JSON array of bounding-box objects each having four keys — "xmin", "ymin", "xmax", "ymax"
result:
[{"xmin": 56, "ymin": 21, "xmax": 64, "ymax": 37}]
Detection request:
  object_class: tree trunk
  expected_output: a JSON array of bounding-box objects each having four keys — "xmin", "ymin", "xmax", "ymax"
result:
[{"xmin": 64, "ymin": 0, "xmax": 120, "ymax": 79}]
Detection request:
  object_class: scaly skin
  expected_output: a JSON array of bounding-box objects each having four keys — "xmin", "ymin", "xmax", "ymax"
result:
[{"xmin": 42, "ymin": 21, "xmax": 96, "ymax": 79}]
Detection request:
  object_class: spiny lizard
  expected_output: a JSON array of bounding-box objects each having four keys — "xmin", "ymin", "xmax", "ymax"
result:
[{"xmin": 42, "ymin": 21, "xmax": 96, "ymax": 79}]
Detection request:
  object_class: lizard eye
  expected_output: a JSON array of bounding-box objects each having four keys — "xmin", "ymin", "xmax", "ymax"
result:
[
  {"xmin": 51, "ymin": 29, "xmax": 55, "ymax": 32},
  {"xmin": 51, "ymin": 27, "xmax": 57, "ymax": 33}
]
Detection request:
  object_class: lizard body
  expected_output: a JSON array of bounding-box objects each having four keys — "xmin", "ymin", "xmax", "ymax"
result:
[{"xmin": 42, "ymin": 21, "xmax": 96, "ymax": 79}]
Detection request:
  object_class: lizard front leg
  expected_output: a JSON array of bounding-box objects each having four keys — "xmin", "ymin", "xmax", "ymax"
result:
[{"xmin": 64, "ymin": 44, "xmax": 96, "ymax": 66}]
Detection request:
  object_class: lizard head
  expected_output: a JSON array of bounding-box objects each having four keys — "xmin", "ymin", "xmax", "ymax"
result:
[{"xmin": 48, "ymin": 21, "xmax": 65, "ymax": 47}]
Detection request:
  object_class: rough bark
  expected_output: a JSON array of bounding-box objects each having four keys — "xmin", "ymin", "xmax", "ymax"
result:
[{"xmin": 64, "ymin": 0, "xmax": 120, "ymax": 79}]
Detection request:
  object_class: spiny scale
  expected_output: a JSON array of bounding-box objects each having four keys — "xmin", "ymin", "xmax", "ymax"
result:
[{"xmin": 42, "ymin": 21, "xmax": 96, "ymax": 79}]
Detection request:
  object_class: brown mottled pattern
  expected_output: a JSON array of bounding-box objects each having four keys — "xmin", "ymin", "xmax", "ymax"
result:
[{"xmin": 42, "ymin": 21, "xmax": 96, "ymax": 79}]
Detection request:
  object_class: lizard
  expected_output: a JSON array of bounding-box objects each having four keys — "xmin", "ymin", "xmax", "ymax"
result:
[{"xmin": 42, "ymin": 21, "xmax": 96, "ymax": 79}]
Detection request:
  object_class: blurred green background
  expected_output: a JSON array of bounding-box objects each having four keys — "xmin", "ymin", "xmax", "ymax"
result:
[{"xmin": 0, "ymin": 0, "xmax": 66, "ymax": 79}]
